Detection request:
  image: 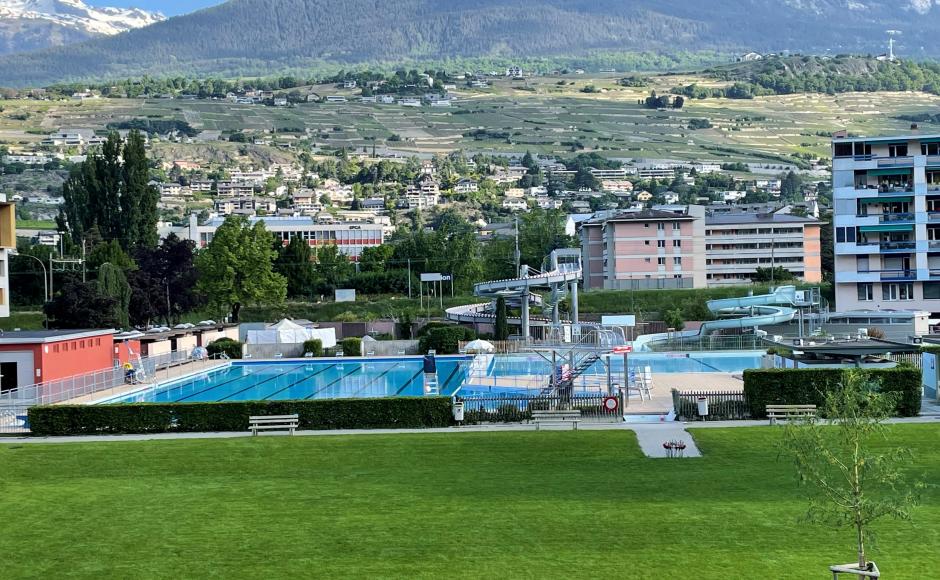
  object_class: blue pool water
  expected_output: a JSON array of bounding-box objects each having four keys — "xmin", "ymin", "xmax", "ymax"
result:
[
  {"xmin": 107, "ymin": 358, "xmax": 471, "ymax": 404},
  {"xmin": 101, "ymin": 351, "xmax": 766, "ymax": 404},
  {"xmin": 488, "ymin": 351, "xmax": 765, "ymax": 376}
]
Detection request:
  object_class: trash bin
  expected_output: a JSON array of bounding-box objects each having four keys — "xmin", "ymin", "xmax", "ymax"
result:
[
  {"xmin": 696, "ymin": 396, "xmax": 709, "ymax": 417},
  {"xmin": 453, "ymin": 401, "xmax": 465, "ymax": 422}
]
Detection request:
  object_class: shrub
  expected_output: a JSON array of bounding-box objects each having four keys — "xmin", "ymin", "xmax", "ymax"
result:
[
  {"xmin": 418, "ymin": 325, "xmax": 476, "ymax": 354},
  {"xmin": 27, "ymin": 397, "xmax": 454, "ymax": 436},
  {"xmin": 207, "ymin": 338, "xmax": 243, "ymax": 359},
  {"xmin": 743, "ymin": 367, "xmax": 921, "ymax": 418},
  {"xmin": 341, "ymin": 337, "xmax": 362, "ymax": 356},
  {"xmin": 302, "ymin": 339, "xmax": 323, "ymax": 357}
]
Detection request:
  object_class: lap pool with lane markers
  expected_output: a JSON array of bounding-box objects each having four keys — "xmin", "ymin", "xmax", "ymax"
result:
[{"xmin": 106, "ymin": 357, "xmax": 472, "ymax": 404}]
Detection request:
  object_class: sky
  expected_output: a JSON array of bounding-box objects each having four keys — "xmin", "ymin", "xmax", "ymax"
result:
[{"xmin": 87, "ymin": 1, "xmax": 225, "ymax": 17}]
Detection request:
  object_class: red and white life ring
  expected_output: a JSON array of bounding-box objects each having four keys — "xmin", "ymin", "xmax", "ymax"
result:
[
  {"xmin": 602, "ymin": 396, "xmax": 619, "ymax": 412},
  {"xmin": 612, "ymin": 345, "xmax": 633, "ymax": 354}
]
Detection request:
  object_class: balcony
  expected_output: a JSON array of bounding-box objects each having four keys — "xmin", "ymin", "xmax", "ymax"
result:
[
  {"xmin": 878, "ymin": 213, "xmax": 915, "ymax": 224},
  {"xmin": 880, "ymin": 241, "xmax": 916, "ymax": 252},
  {"xmin": 876, "ymin": 156, "xmax": 914, "ymax": 168},
  {"xmin": 929, "ymin": 240, "xmax": 940, "ymax": 251},
  {"xmin": 878, "ymin": 269, "xmax": 917, "ymax": 281},
  {"xmin": 929, "ymin": 212, "xmax": 940, "ymax": 223}
]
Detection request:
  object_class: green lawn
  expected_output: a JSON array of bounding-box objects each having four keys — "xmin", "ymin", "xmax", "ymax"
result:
[{"xmin": 1, "ymin": 426, "xmax": 937, "ymax": 578}]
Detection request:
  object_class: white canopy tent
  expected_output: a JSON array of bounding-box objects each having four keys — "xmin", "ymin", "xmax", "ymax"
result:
[{"xmin": 245, "ymin": 319, "xmax": 337, "ymax": 348}]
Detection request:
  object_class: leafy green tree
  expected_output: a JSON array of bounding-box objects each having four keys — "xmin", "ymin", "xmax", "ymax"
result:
[
  {"xmin": 275, "ymin": 236, "xmax": 317, "ymax": 299},
  {"xmin": 782, "ymin": 372, "xmax": 924, "ymax": 572},
  {"xmin": 97, "ymin": 263, "xmax": 132, "ymax": 328},
  {"xmin": 61, "ymin": 130, "xmax": 159, "ymax": 251},
  {"xmin": 753, "ymin": 266, "xmax": 795, "ymax": 283},
  {"xmin": 494, "ymin": 295, "xmax": 509, "ymax": 340},
  {"xmin": 359, "ymin": 244, "xmax": 394, "ymax": 273},
  {"xmin": 314, "ymin": 244, "xmax": 354, "ymax": 289},
  {"xmin": 518, "ymin": 208, "xmax": 578, "ymax": 269},
  {"xmin": 663, "ymin": 308, "xmax": 685, "ymax": 331},
  {"xmin": 44, "ymin": 280, "xmax": 119, "ymax": 329},
  {"xmin": 87, "ymin": 240, "xmax": 137, "ymax": 273},
  {"xmin": 196, "ymin": 217, "xmax": 287, "ymax": 320},
  {"xmin": 129, "ymin": 234, "xmax": 204, "ymax": 326}
]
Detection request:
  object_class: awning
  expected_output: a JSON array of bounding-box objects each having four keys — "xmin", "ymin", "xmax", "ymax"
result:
[
  {"xmin": 867, "ymin": 168, "xmax": 913, "ymax": 176},
  {"xmin": 859, "ymin": 196, "xmax": 913, "ymax": 204},
  {"xmin": 859, "ymin": 224, "xmax": 914, "ymax": 233}
]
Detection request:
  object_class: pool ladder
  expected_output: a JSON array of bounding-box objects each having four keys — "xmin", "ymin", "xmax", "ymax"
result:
[{"xmin": 424, "ymin": 373, "xmax": 439, "ymax": 396}]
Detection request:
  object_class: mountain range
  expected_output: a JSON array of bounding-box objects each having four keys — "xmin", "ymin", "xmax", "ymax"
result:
[
  {"xmin": 2, "ymin": 0, "xmax": 940, "ymax": 87},
  {"xmin": 0, "ymin": 0, "xmax": 164, "ymax": 55}
]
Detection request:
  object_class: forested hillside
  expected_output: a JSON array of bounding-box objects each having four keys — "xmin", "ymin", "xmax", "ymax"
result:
[{"xmin": 3, "ymin": 0, "xmax": 940, "ymax": 87}]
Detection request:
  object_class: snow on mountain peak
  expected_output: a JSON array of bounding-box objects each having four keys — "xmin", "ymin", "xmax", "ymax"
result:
[{"xmin": 0, "ymin": 0, "xmax": 165, "ymax": 37}]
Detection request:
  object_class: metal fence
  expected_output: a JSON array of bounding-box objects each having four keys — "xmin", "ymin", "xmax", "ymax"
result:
[
  {"xmin": 457, "ymin": 392, "xmax": 623, "ymax": 424},
  {"xmin": 885, "ymin": 352, "xmax": 923, "ymax": 369},
  {"xmin": 0, "ymin": 350, "xmax": 224, "ymax": 435},
  {"xmin": 671, "ymin": 390, "xmax": 751, "ymax": 421},
  {"xmin": 648, "ymin": 335, "xmax": 766, "ymax": 352}
]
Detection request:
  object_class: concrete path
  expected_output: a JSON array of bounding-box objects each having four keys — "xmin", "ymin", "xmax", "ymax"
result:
[{"xmin": 629, "ymin": 423, "xmax": 702, "ymax": 458}]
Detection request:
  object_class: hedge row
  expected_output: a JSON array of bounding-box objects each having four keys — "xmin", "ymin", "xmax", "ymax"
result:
[
  {"xmin": 28, "ymin": 397, "xmax": 454, "ymax": 436},
  {"xmin": 418, "ymin": 325, "xmax": 476, "ymax": 354},
  {"xmin": 742, "ymin": 367, "xmax": 922, "ymax": 418}
]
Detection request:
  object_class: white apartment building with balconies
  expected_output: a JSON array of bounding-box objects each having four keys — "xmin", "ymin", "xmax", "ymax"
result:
[{"xmin": 832, "ymin": 130, "xmax": 940, "ymax": 313}]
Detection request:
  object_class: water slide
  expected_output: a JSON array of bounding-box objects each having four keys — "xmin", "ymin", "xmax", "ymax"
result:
[
  {"xmin": 633, "ymin": 285, "xmax": 809, "ymax": 352},
  {"xmin": 445, "ymin": 249, "xmax": 583, "ymax": 330}
]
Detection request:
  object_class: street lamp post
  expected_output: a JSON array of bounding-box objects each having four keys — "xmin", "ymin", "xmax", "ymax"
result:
[{"xmin": 10, "ymin": 250, "xmax": 49, "ymax": 302}]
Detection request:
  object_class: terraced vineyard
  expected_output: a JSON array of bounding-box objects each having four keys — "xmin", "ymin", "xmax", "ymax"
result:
[{"xmin": 4, "ymin": 74, "xmax": 940, "ymax": 165}]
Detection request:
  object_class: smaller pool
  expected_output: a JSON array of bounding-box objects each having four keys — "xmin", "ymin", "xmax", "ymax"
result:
[{"xmin": 488, "ymin": 351, "xmax": 767, "ymax": 376}]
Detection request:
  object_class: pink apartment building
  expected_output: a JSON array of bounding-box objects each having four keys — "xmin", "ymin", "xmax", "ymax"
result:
[{"xmin": 580, "ymin": 207, "xmax": 707, "ymax": 290}]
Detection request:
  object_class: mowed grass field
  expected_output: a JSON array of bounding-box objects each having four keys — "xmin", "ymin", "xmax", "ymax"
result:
[
  {"xmin": 5, "ymin": 74, "xmax": 940, "ymax": 164},
  {"xmin": 1, "ymin": 426, "xmax": 937, "ymax": 579}
]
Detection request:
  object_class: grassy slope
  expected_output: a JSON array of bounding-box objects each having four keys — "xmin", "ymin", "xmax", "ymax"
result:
[{"xmin": 0, "ymin": 426, "xmax": 937, "ymax": 578}]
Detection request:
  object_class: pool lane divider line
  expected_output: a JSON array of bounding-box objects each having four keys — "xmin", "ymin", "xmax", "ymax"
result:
[
  {"xmin": 395, "ymin": 368, "xmax": 426, "ymax": 396},
  {"xmin": 169, "ymin": 364, "xmax": 280, "ymax": 402},
  {"xmin": 176, "ymin": 363, "xmax": 303, "ymax": 402},
  {"xmin": 260, "ymin": 364, "xmax": 336, "ymax": 400},
  {"xmin": 350, "ymin": 362, "xmax": 402, "ymax": 398},
  {"xmin": 437, "ymin": 363, "xmax": 464, "ymax": 395},
  {"xmin": 305, "ymin": 366, "xmax": 362, "ymax": 400}
]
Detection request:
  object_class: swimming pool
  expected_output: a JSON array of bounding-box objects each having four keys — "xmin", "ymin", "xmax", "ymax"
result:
[
  {"xmin": 488, "ymin": 351, "xmax": 767, "ymax": 376},
  {"xmin": 106, "ymin": 357, "xmax": 471, "ymax": 404}
]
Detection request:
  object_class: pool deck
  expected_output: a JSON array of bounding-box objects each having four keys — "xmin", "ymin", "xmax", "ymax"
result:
[{"xmin": 63, "ymin": 359, "xmax": 230, "ymax": 405}]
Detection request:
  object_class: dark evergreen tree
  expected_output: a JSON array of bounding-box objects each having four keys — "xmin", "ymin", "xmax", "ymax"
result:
[
  {"xmin": 275, "ymin": 236, "xmax": 317, "ymax": 299},
  {"xmin": 494, "ymin": 295, "xmax": 509, "ymax": 341}
]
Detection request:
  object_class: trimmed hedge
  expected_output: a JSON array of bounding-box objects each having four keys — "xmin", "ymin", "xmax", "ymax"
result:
[
  {"xmin": 303, "ymin": 339, "xmax": 323, "ymax": 357},
  {"xmin": 341, "ymin": 337, "xmax": 362, "ymax": 356},
  {"xmin": 418, "ymin": 325, "xmax": 476, "ymax": 354},
  {"xmin": 28, "ymin": 397, "xmax": 454, "ymax": 436},
  {"xmin": 743, "ymin": 367, "xmax": 921, "ymax": 418},
  {"xmin": 207, "ymin": 338, "xmax": 243, "ymax": 359}
]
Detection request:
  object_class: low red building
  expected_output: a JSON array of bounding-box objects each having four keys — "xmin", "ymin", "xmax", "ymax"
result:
[{"xmin": 0, "ymin": 330, "xmax": 128, "ymax": 392}]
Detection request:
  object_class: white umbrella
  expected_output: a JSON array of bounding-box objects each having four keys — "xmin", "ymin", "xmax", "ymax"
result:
[{"xmin": 464, "ymin": 339, "xmax": 496, "ymax": 354}]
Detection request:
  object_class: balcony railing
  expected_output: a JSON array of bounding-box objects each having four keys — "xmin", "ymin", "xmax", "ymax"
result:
[
  {"xmin": 929, "ymin": 213, "xmax": 940, "ymax": 222},
  {"xmin": 880, "ymin": 241, "xmax": 916, "ymax": 251},
  {"xmin": 879, "ymin": 213, "xmax": 915, "ymax": 223},
  {"xmin": 930, "ymin": 269, "xmax": 940, "ymax": 278},
  {"xmin": 929, "ymin": 240, "xmax": 940, "ymax": 251},
  {"xmin": 877, "ymin": 156, "xmax": 914, "ymax": 168},
  {"xmin": 879, "ymin": 269, "xmax": 917, "ymax": 281}
]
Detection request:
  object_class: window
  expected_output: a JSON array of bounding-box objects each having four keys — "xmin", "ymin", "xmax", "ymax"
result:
[
  {"xmin": 644, "ymin": 223, "xmax": 650, "ymax": 228},
  {"xmin": 888, "ymin": 144, "xmax": 908, "ymax": 157},
  {"xmin": 644, "ymin": 258, "xmax": 651, "ymax": 263},
  {"xmin": 657, "ymin": 240, "xmax": 666, "ymax": 248},
  {"xmin": 657, "ymin": 257, "xmax": 666, "ymax": 265},
  {"xmin": 673, "ymin": 240, "xmax": 681, "ymax": 248},
  {"xmin": 673, "ymin": 257, "xmax": 682, "ymax": 266},
  {"xmin": 882, "ymin": 283, "xmax": 914, "ymax": 301},
  {"xmin": 657, "ymin": 223, "xmax": 665, "ymax": 231},
  {"xmin": 836, "ymin": 228, "xmax": 845, "ymax": 243},
  {"xmin": 925, "ymin": 282, "xmax": 940, "ymax": 300},
  {"xmin": 857, "ymin": 283, "xmax": 873, "ymax": 301},
  {"xmin": 856, "ymin": 255, "xmax": 869, "ymax": 273},
  {"xmin": 836, "ymin": 227, "xmax": 857, "ymax": 244},
  {"xmin": 644, "ymin": 240, "xmax": 650, "ymax": 246},
  {"xmin": 673, "ymin": 222, "xmax": 681, "ymax": 231}
]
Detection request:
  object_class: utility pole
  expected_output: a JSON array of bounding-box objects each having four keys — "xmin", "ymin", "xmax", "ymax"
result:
[
  {"xmin": 407, "ymin": 258, "xmax": 412, "ymax": 298},
  {"xmin": 514, "ymin": 216, "xmax": 521, "ymax": 272}
]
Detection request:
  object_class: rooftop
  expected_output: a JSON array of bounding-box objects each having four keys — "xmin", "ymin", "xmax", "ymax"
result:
[
  {"xmin": 585, "ymin": 209, "xmax": 696, "ymax": 225},
  {"xmin": 705, "ymin": 213, "xmax": 821, "ymax": 226},
  {"xmin": 0, "ymin": 329, "xmax": 113, "ymax": 345},
  {"xmin": 832, "ymin": 132, "xmax": 940, "ymax": 144}
]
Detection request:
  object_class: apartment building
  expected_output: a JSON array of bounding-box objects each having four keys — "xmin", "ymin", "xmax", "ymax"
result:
[
  {"xmin": 832, "ymin": 130, "xmax": 940, "ymax": 313},
  {"xmin": 0, "ymin": 194, "xmax": 13, "ymax": 318},
  {"xmin": 162, "ymin": 215, "xmax": 386, "ymax": 260},
  {"xmin": 580, "ymin": 207, "xmax": 706, "ymax": 290},
  {"xmin": 705, "ymin": 213, "xmax": 824, "ymax": 286}
]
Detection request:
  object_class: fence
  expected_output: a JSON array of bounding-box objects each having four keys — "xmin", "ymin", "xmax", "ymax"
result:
[
  {"xmin": 457, "ymin": 392, "xmax": 623, "ymax": 424},
  {"xmin": 671, "ymin": 390, "xmax": 751, "ymax": 421},
  {"xmin": 0, "ymin": 349, "xmax": 224, "ymax": 435},
  {"xmin": 884, "ymin": 352, "xmax": 923, "ymax": 369},
  {"xmin": 648, "ymin": 335, "xmax": 766, "ymax": 352}
]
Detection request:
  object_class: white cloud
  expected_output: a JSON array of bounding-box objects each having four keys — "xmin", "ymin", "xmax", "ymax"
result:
[{"xmin": 909, "ymin": 0, "xmax": 936, "ymax": 14}]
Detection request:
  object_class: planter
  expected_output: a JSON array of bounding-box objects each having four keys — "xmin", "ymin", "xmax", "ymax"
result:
[{"xmin": 828, "ymin": 561, "xmax": 880, "ymax": 578}]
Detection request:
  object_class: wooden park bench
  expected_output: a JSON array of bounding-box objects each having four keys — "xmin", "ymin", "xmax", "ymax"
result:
[
  {"xmin": 248, "ymin": 414, "xmax": 299, "ymax": 436},
  {"xmin": 532, "ymin": 409, "xmax": 581, "ymax": 431},
  {"xmin": 766, "ymin": 405, "xmax": 817, "ymax": 426}
]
